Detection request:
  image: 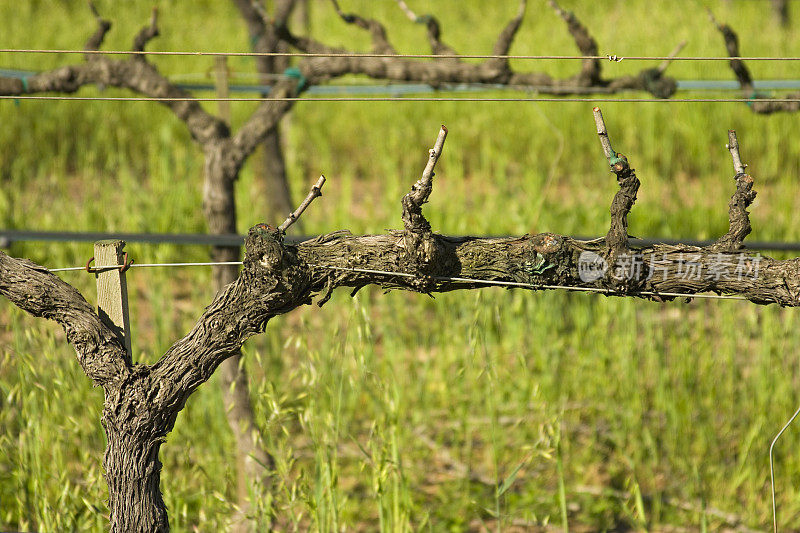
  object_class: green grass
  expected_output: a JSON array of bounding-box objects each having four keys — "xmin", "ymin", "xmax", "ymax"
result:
[{"xmin": 2, "ymin": 0, "xmax": 800, "ymax": 530}]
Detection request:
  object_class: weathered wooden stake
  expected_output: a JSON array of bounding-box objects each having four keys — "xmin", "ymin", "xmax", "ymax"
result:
[{"xmin": 94, "ymin": 240, "xmax": 132, "ymax": 357}]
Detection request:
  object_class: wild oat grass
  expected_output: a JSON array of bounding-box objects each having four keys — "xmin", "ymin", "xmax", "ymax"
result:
[{"xmin": 2, "ymin": 1, "xmax": 800, "ymax": 530}]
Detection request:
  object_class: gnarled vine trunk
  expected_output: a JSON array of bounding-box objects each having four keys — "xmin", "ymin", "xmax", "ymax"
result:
[
  {"xmin": 103, "ymin": 425, "xmax": 168, "ymax": 533},
  {"xmin": 0, "ymin": 2, "xmax": 769, "ymax": 530},
  {"xmin": 2, "ymin": 115, "xmax": 800, "ymax": 531}
]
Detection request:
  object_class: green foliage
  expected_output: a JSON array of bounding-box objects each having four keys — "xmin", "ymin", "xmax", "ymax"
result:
[{"xmin": 2, "ymin": 0, "xmax": 800, "ymax": 530}]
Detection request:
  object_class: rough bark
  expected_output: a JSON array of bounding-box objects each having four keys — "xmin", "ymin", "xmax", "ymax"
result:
[
  {"xmin": 0, "ymin": 226, "xmax": 310, "ymax": 532},
  {"xmin": 3, "ymin": 115, "xmax": 800, "ymax": 531},
  {"xmin": 103, "ymin": 426, "xmax": 168, "ymax": 533},
  {"xmin": 0, "ymin": 254, "xmax": 130, "ymax": 385},
  {"xmin": 710, "ymin": 131, "xmax": 755, "ymax": 252},
  {"xmin": 593, "ymin": 107, "xmax": 639, "ymax": 270},
  {"xmin": 291, "ymin": 231, "xmax": 800, "ymax": 307},
  {"xmin": 0, "ymin": 2, "xmax": 776, "ymax": 530}
]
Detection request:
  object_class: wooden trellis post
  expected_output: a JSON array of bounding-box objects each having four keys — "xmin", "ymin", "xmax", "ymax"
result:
[{"xmin": 93, "ymin": 240, "xmax": 132, "ymax": 357}]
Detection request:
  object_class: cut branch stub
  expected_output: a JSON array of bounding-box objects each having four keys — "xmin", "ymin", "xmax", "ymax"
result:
[
  {"xmin": 593, "ymin": 108, "xmax": 639, "ymax": 266},
  {"xmin": 707, "ymin": 9, "xmax": 754, "ymax": 93},
  {"xmin": 593, "ymin": 107, "xmax": 629, "ymax": 172},
  {"xmin": 711, "ymin": 130, "xmax": 756, "ymax": 252},
  {"xmin": 489, "ymin": 0, "xmax": 528, "ymax": 70},
  {"xmin": 279, "ymin": 175, "xmax": 326, "ymax": 233},
  {"xmin": 657, "ymin": 40, "xmax": 687, "ymax": 75},
  {"xmin": 726, "ymin": 129, "xmax": 747, "ymax": 175},
  {"xmin": 85, "ymin": 1, "xmax": 112, "ymax": 54},
  {"xmin": 330, "ymin": 0, "xmax": 396, "ymax": 55},
  {"xmin": 401, "ymin": 125, "xmax": 448, "ymax": 235},
  {"xmin": 395, "ymin": 0, "xmax": 458, "ymax": 57},
  {"xmin": 132, "ymin": 7, "xmax": 159, "ymax": 54},
  {"xmin": 400, "ymin": 125, "xmax": 449, "ymax": 291},
  {"xmin": 549, "ymin": 0, "xmax": 600, "ymax": 84},
  {"xmin": 593, "ymin": 107, "xmax": 616, "ymax": 163}
]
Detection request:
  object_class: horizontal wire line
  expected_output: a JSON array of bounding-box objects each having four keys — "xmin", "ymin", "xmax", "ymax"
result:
[
  {"xmin": 48, "ymin": 260, "xmax": 748, "ymax": 301},
  {"xmin": 48, "ymin": 261, "xmax": 243, "ymax": 272},
  {"xmin": 3, "ymin": 95, "xmax": 798, "ymax": 103},
  {"xmin": 2, "ymin": 48, "xmax": 800, "ymax": 61},
  {"xmin": 314, "ymin": 264, "xmax": 749, "ymax": 300}
]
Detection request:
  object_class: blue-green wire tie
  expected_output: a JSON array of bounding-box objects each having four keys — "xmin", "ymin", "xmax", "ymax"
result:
[
  {"xmin": 283, "ymin": 66, "xmax": 308, "ymax": 92},
  {"xmin": 14, "ymin": 76, "xmax": 28, "ymax": 107},
  {"xmin": 746, "ymin": 90, "xmax": 766, "ymax": 108},
  {"xmin": 608, "ymin": 152, "xmax": 627, "ymax": 169}
]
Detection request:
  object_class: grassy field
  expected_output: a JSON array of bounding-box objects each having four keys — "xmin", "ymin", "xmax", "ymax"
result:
[{"xmin": 2, "ymin": 0, "xmax": 800, "ymax": 530}]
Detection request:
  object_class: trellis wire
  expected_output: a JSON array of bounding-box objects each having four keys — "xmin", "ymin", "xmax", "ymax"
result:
[
  {"xmin": 3, "ymin": 48, "xmax": 800, "ymax": 61},
  {"xmin": 770, "ymin": 404, "xmax": 800, "ymax": 533},
  {"xmin": 308, "ymin": 264, "xmax": 750, "ymax": 300},
  {"xmin": 48, "ymin": 261, "xmax": 243, "ymax": 272},
  {"xmin": 4, "ymin": 95, "xmax": 800, "ymax": 104},
  {"xmin": 47, "ymin": 260, "xmax": 749, "ymax": 301},
  {"xmin": 5, "ymin": 41, "xmax": 793, "ymax": 529}
]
